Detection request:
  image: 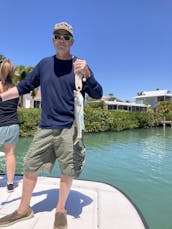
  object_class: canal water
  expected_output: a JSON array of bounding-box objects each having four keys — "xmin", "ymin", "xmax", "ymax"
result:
[{"xmin": 0, "ymin": 127, "xmax": 172, "ymax": 229}]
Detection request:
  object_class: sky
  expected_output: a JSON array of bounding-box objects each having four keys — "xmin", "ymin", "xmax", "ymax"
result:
[{"xmin": 1, "ymin": 0, "xmax": 172, "ymax": 101}]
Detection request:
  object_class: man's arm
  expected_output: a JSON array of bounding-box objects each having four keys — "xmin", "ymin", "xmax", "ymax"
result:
[
  {"xmin": 73, "ymin": 59, "xmax": 103, "ymax": 99},
  {"xmin": 0, "ymin": 87, "xmax": 19, "ymax": 102},
  {"xmin": 83, "ymin": 75, "xmax": 103, "ymax": 99}
]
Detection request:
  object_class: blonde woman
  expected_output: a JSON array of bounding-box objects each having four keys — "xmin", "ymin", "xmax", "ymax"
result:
[{"xmin": 0, "ymin": 60, "xmax": 19, "ymax": 192}]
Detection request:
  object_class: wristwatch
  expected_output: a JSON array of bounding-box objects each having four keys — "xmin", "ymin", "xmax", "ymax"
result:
[{"xmin": 0, "ymin": 95, "xmax": 2, "ymax": 102}]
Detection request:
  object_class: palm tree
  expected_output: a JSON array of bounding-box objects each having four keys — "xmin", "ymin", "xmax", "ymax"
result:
[
  {"xmin": 108, "ymin": 93, "xmax": 117, "ymax": 101},
  {"xmin": 14, "ymin": 65, "xmax": 33, "ymax": 83},
  {"xmin": 0, "ymin": 54, "xmax": 6, "ymax": 62},
  {"xmin": 137, "ymin": 91, "xmax": 143, "ymax": 96}
]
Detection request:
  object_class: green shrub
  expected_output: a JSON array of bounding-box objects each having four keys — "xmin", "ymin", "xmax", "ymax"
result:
[
  {"xmin": 84, "ymin": 107, "xmax": 113, "ymax": 132},
  {"xmin": 134, "ymin": 111, "xmax": 154, "ymax": 128},
  {"xmin": 17, "ymin": 107, "xmax": 162, "ymax": 136},
  {"xmin": 108, "ymin": 110, "xmax": 138, "ymax": 131},
  {"xmin": 165, "ymin": 112, "xmax": 172, "ymax": 121},
  {"xmin": 18, "ymin": 108, "xmax": 41, "ymax": 136}
]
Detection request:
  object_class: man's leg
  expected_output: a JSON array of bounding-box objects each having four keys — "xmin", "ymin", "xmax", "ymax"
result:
[
  {"xmin": 56, "ymin": 175, "xmax": 73, "ymax": 212},
  {"xmin": 17, "ymin": 172, "xmax": 38, "ymax": 213},
  {"xmin": 0, "ymin": 172, "xmax": 37, "ymax": 227},
  {"xmin": 53, "ymin": 175, "xmax": 72, "ymax": 229}
]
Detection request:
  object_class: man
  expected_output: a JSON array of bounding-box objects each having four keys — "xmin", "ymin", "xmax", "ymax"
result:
[{"xmin": 0, "ymin": 22, "xmax": 103, "ymax": 229}]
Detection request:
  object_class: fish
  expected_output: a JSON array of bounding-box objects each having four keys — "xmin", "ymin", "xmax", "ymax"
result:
[{"xmin": 74, "ymin": 74, "xmax": 85, "ymax": 143}]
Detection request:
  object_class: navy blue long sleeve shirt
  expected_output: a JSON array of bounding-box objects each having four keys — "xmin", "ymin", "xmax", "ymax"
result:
[{"xmin": 17, "ymin": 55, "xmax": 103, "ymax": 129}]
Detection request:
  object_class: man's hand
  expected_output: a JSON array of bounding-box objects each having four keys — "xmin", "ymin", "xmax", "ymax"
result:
[{"xmin": 73, "ymin": 59, "xmax": 91, "ymax": 82}]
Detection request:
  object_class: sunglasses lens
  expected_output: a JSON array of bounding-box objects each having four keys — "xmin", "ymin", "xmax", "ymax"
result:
[
  {"xmin": 63, "ymin": 35, "xmax": 71, "ymax": 41},
  {"xmin": 54, "ymin": 34, "xmax": 72, "ymax": 41},
  {"xmin": 54, "ymin": 34, "xmax": 61, "ymax": 40}
]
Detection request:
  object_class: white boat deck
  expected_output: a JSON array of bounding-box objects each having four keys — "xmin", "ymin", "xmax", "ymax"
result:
[{"xmin": 0, "ymin": 175, "xmax": 149, "ymax": 229}]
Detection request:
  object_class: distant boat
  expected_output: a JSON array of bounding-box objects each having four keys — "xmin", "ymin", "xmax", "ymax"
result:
[{"xmin": 0, "ymin": 175, "xmax": 149, "ymax": 229}]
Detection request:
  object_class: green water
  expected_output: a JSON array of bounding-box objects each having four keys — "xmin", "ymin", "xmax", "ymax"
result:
[{"xmin": 0, "ymin": 127, "xmax": 172, "ymax": 229}]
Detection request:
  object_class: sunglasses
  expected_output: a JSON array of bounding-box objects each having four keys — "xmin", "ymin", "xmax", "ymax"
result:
[{"xmin": 54, "ymin": 34, "xmax": 73, "ymax": 41}]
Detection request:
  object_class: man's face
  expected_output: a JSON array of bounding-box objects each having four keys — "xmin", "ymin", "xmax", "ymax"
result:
[{"xmin": 53, "ymin": 29, "xmax": 74, "ymax": 53}]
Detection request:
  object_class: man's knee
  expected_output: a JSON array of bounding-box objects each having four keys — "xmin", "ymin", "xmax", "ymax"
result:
[{"xmin": 24, "ymin": 172, "xmax": 38, "ymax": 181}]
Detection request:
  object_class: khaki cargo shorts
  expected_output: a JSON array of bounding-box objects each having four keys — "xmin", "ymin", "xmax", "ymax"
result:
[{"xmin": 24, "ymin": 125, "xmax": 85, "ymax": 178}]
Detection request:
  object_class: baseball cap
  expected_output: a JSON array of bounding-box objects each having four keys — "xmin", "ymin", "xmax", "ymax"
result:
[{"xmin": 53, "ymin": 21, "xmax": 73, "ymax": 36}]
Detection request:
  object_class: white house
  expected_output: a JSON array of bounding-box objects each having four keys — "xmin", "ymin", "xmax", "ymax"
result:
[
  {"xmin": 21, "ymin": 91, "xmax": 41, "ymax": 108},
  {"xmin": 133, "ymin": 89, "xmax": 172, "ymax": 109},
  {"xmin": 104, "ymin": 100, "xmax": 149, "ymax": 112}
]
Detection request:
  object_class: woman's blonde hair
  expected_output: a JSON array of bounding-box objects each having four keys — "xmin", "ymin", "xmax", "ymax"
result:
[{"xmin": 0, "ymin": 59, "xmax": 15, "ymax": 91}]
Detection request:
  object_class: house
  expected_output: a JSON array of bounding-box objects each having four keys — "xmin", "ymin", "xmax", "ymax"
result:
[
  {"xmin": 21, "ymin": 89, "xmax": 172, "ymax": 112},
  {"xmin": 21, "ymin": 91, "xmax": 41, "ymax": 108},
  {"xmin": 22, "ymin": 93, "xmax": 149, "ymax": 112},
  {"xmin": 133, "ymin": 89, "xmax": 172, "ymax": 110},
  {"xmin": 104, "ymin": 100, "xmax": 149, "ymax": 112}
]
